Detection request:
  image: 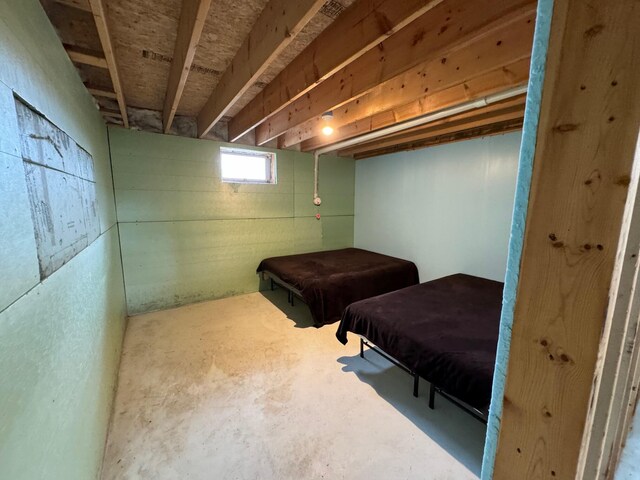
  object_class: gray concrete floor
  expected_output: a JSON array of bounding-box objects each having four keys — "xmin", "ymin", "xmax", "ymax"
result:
[{"xmin": 101, "ymin": 289, "xmax": 485, "ymax": 479}]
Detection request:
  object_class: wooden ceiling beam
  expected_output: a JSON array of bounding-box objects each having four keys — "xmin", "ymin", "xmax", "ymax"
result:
[
  {"xmin": 339, "ymin": 98, "xmax": 525, "ymax": 156},
  {"xmin": 65, "ymin": 47, "xmax": 107, "ymax": 68},
  {"xmin": 254, "ymin": 0, "xmax": 535, "ymax": 146},
  {"xmin": 163, "ymin": 0, "xmax": 213, "ymax": 134},
  {"xmin": 196, "ymin": 0, "xmax": 326, "ymax": 138},
  {"xmin": 226, "ymin": 0, "xmax": 445, "ymax": 142},
  {"xmin": 53, "ymin": 0, "xmax": 91, "ymax": 12},
  {"xmin": 86, "ymin": 86, "xmax": 117, "ymax": 99},
  {"xmin": 295, "ymin": 55, "xmax": 531, "ymax": 152},
  {"xmin": 348, "ymin": 117, "xmax": 524, "ymax": 159},
  {"xmin": 87, "ymin": 0, "xmax": 128, "ymax": 127}
]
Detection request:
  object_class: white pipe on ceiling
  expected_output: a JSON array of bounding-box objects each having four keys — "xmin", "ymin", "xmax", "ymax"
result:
[
  {"xmin": 314, "ymin": 84, "xmax": 528, "ymax": 156},
  {"xmin": 311, "ymin": 84, "xmax": 528, "ymax": 204}
]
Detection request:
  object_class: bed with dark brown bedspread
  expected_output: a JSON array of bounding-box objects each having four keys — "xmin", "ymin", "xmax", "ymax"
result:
[
  {"xmin": 256, "ymin": 248, "xmax": 419, "ymax": 327},
  {"xmin": 336, "ymin": 273, "xmax": 503, "ymax": 410}
]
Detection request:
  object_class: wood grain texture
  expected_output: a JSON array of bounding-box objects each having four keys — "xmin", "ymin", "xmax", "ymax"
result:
[
  {"xmin": 493, "ymin": 1, "xmax": 640, "ymax": 479},
  {"xmin": 65, "ymin": 47, "xmax": 107, "ymax": 68},
  {"xmin": 347, "ymin": 118, "xmax": 524, "ymax": 160},
  {"xmin": 295, "ymin": 55, "xmax": 530, "ymax": 151},
  {"xmin": 254, "ymin": 0, "xmax": 535, "ymax": 145},
  {"xmin": 196, "ymin": 0, "xmax": 324, "ymax": 137},
  {"xmin": 227, "ymin": 0, "xmax": 445, "ymax": 142},
  {"xmin": 163, "ymin": 0, "xmax": 213, "ymax": 133},
  {"xmin": 88, "ymin": 0, "xmax": 129, "ymax": 127},
  {"xmin": 340, "ymin": 97, "xmax": 525, "ymax": 156}
]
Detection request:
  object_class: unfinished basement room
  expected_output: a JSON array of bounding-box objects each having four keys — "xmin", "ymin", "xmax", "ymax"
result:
[{"xmin": 1, "ymin": 0, "xmax": 639, "ymax": 479}]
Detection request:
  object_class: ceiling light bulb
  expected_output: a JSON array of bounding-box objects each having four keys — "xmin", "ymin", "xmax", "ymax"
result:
[{"xmin": 322, "ymin": 125, "xmax": 334, "ymax": 136}]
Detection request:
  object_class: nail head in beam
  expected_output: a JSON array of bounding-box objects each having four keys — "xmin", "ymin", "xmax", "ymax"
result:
[
  {"xmin": 87, "ymin": 0, "xmax": 129, "ymax": 128},
  {"xmin": 163, "ymin": 0, "xmax": 213, "ymax": 134}
]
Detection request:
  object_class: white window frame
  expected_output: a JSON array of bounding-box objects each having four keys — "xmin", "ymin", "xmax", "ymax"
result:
[{"xmin": 220, "ymin": 147, "xmax": 277, "ymax": 184}]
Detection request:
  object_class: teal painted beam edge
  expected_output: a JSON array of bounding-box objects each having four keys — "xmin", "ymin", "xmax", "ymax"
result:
[{"xmin": 480, "ymin": 0, "xmax": 554, "ymax": 478}]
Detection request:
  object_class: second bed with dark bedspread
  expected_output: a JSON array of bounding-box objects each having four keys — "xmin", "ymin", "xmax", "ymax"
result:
[
  {"xmin": 257, "ymin": 248, "xmax": 419, "ymax": 327},
  {"xmin": 336, "ymin": 273, "xmax": 503, "ymax": 411}
]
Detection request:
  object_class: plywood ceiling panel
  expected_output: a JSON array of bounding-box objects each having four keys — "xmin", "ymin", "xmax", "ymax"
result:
[
  {"xmin": 105, "ymin": 0, "xmax": 181, "ymax": 111},
  {"xmin": 178, "ymin": 0, "xmax": 356, "ymax": 117},
  {"xmin": 42, "ymin": 1, "xmax": 102, "ymax": 52}
]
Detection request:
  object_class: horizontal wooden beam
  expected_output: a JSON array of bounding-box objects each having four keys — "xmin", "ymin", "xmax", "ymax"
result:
[
  {"xmin": 339, "ymin": 97, "xmax": 525, "ymax": 156},
  {"xmin": 296, "ymin": 55, "xmax": 530, "ymax": 152},
  {"xmin": 255, "ymin": 0, "xmax": 535, "ymax": 145},
  {"xmin": 227, "ymin": 0, "xmax": 445, "ymax": 142},
  {"xmin": 65, "ymin": 47, "xmax": 108, "ymax": 68},
  {"xmin": 345, "ymin": 97, "xmax": 525, "ymax": 154},
  {"xmin": 196, "ymin": 0, "xmax": 325, "ymax": 137},
  {"xmin": 163, "ymin": 0, "xmax": 213, "ymax": 134},
  {"xmin": 348, "ymin": 118, "xmax": 524, "ymax": 159},
  {"xmin": 88, "ymin": 0, "xmax": 128, "ymax": 127},
  {"xmin": 54, "ymin": 0, "xmax": 91, "ymax": 12},
  {"xmin": 86, "ymin": 86, "xmax": 117, "ymax": 99}
]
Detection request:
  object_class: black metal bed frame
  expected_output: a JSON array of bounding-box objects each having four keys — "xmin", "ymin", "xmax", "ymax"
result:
[
  {"xmin": 261, "ymin": 271, "xmax": 488, "ymax": 424},
  {"xmin": 262, "ymin": 271, "xmax": 303, "ymax": 307},
  {"xmin": 360, "ymin": 337, "xmax": 488, "ymax": 424}
]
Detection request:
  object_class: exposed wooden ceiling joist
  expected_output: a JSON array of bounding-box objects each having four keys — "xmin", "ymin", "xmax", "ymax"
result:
[
  {"xmin": 349, "ymin": 117, "xmax": 524, "ymax": 159},
  {"xmin": 196, "ymin": 0, "xmax": 326, "ymax": 138},
  {"xmin": 163, "ymin": 0, "xmax": 213, "ymax": 134},
  {"xmin": 227, "ymin": 0, "xmax": 445, "ymax": 142},
  {"xmin": 296, "ymin": 53, "xmax": 531, "ymax": 152},
  {"xmin": 86, "ymin": 86, "xmax": 117, "ymax": 99},
  {"xmin": 339, "ymin": 96, "xmax": 526, "ymax": 156},
  {"xmin": 65, "ymin": 47, "xmax": 108, "ymax": 68},
  {"xmin": 88, "ymin": 0, "xmax": 129, "ymax": 127},
  {"xmin": 294, "ymin": 57, "xmax": 530, "ymax": 151},
  {"xmin": 255, "ymin": 0, "xmax": 536, "ymax": 146}
]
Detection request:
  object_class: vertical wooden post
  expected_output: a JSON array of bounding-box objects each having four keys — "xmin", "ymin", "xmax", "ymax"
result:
[{"xmin": 492, "ymin": 1, "xmax": 640, "ymax": 479}]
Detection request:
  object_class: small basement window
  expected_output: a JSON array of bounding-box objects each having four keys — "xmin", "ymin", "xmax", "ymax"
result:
[{"xmin": 220, "ymin": 147, "xmax": 276, "ymax": 184}]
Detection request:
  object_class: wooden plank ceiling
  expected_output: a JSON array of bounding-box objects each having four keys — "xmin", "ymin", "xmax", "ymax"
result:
[{"xmin": 40, "ymin": 0, "xmax": 536, "ymax": 158}]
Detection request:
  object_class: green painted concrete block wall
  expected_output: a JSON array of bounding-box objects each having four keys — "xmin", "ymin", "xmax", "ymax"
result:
[
  {"xmin": 0, "ymin": 1, "xmax": 127, "ymax": 479},
  {"xmin": 109, "ymin": 128, "xmax": 355, "ymax": 315}
]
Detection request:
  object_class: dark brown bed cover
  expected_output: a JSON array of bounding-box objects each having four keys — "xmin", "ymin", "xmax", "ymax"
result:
[
  {"xmin": 336, "ymin": 273, "xmax": 504, "ymax": 410},
  {"xmin": 257, "ymin": 248, "xmax": 419, "ymax": 327}
]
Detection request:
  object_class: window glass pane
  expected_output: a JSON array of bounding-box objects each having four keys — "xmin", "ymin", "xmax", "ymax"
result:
[{"xmin": 220, "ymin": 148, "xmax": 275, "ymax": 184}]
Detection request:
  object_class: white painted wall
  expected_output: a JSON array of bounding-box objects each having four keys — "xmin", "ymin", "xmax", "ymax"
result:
[{"xmin": 354, "ymin": 132, "xmax": 522, "ymax": 283}]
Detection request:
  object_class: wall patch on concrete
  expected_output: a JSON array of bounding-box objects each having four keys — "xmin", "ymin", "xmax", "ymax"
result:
[{"xmin": 15, "ymin": 99, "xmax": 100, "ymax": 279}]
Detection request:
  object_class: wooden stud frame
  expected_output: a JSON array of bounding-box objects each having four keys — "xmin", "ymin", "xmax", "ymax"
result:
[{"xmin": 489, "ymin": 0, "xmax": 640, "ymax": 478}]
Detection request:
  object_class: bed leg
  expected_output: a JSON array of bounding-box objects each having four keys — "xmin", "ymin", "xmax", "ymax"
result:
[
  {"xmin": 270, "ymin": 278, "xmax": 274, "ymax": 291},
  {"xmin": 429, "ymin": 383, "xmax": 436, "ymax": 409},
  {"xmin": 291, "ymin": 293, "xmax": 294, "ymax": 306},
  {"xmin": 287, "ymin": 290, "xmax": 291, "ymax": 304},
  {"xmin": 360, "ymin": 338, "xmax": 364, "ymax": 358},
  {"xmin": 413, "ymin": 373, "xmax": 419, "ymax": 398}
]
